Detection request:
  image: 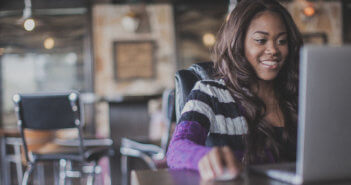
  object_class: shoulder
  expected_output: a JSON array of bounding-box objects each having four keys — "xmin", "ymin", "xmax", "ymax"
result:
[
  {"xmin": 193, "ymin": 79, "xmax": 227, "ymax": 90},
  {"xmin": 191, "ymin": 79, "xmax": 228, "ymax": 97},
  {"xmin": 182, "ymin": 79, "xmax": 248, "ymax": 135},
  {"xmin": 190, "ymin": 79, "xmax": 233, "ymax": 102}
]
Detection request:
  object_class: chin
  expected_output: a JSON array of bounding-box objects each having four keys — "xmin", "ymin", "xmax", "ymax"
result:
[{"xmin": 257, "ymin": 74, "xmax": 279, "ymax": 81}]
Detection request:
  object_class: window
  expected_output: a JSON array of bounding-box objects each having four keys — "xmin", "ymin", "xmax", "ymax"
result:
[{"xmin": 0, "ymin": 11, "xmax": 93, "ymax": 128}]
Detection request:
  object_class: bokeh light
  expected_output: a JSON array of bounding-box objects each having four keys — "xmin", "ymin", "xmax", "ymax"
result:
[
  {"xmin": 202, "ymin": 33, "xmax": 216, "ymax": 47},
  {"xmin": 44, "ymin": 37, "xmax": 55, "ymax": 50},
  {"xmin": 24, "ymin": 18, "xmax": 35, "ymax": 31}
]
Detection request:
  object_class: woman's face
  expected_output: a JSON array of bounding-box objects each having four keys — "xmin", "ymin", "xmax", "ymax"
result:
[{"xmin": 244, "ymin": 10, "xmax": 288, "ymax": 81}]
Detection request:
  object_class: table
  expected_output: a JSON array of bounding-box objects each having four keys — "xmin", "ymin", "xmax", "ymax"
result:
[{"xmin": 131, "ymin": 169, "xmax": 351, "ymax": 185}]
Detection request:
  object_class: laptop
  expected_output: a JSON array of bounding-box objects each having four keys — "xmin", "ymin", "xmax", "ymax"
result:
[{"xmin": 250, "ymin": 45, "xmax": 351, "ymax": 184}]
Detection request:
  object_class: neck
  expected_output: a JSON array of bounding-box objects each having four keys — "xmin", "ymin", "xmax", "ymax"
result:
[{"xmin": 253, "ymin": 80, "xmax": 275, "ymax": 104}]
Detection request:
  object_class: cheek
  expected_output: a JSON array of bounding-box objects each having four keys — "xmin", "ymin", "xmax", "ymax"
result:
[
  {"xmin": 281, "ymin": 45, "xmax": 289, "ymax": 60},
  {"xmin": 245, "ymin": 43, "xmax": 260, "ymax": 63},
  {"xmin": 246, "ymin": 51, "xmax": 255, "ymax": 65}
]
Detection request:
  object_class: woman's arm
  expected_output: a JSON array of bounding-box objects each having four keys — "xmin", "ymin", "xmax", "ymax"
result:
[
  {"xmin": 167, "ymin": 120, "xmax": 243, "ymax": 180},
  {"xmin": 166, "ymin": 120, "xmax": 211, "ymax": 170},
  {"xmin": 167, "ymin": 80, "xmax": 243, "ymax": 175}
]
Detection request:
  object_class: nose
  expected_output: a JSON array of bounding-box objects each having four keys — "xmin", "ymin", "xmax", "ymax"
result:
[{"xmin": 265, "ymin": 41, "xmax": 279, "ymax": 56}]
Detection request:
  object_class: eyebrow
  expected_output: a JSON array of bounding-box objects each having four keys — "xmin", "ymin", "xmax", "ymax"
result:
[{"xmin": 253, "ymin": 31, "xmax": 287, "ymax": 36}]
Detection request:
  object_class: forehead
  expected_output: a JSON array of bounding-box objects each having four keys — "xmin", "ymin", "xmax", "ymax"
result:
[{"xmin": 247, "ymin": 10, "xmax": 287, "ymax": 34}]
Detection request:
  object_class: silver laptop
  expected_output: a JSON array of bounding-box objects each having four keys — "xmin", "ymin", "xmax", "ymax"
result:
[{"xmin": 251, "ymin": 45, "xmax": 351, "ymax": 184}]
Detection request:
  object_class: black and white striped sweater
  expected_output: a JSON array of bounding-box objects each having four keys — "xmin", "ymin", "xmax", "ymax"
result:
[
  {"xmin": 179, "ymin": 79, "xmax": 248, "ymax": 150},
  {"xmin": 167, "ymin": 79, "xmax": 296, "ymax": 170}
]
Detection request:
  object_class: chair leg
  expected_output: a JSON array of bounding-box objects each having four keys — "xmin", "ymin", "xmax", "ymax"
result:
[
  {"xmin": 36, "ymin": 163, "xmax": 45, "ymax": 185},
  {"xmin": 1, "ymin": 137, "xmax": 10, "ymax": 185},
  {"xmin": 54, "ymin": 161, "xmax": 60, "ymax": 185},
  {"xmin": 14, "ymin": 143, "xmax": 24, "ymax": 185},
  {"xmin": 86, "ymin": 162, "xmax": 97, "ymax": 185},
  {"xmin": 121, "ymin": 155, "xmax": 128, "ymax": 185},
  {"xmin": 22, "ymin": 163, "xmax": 35, "ymax": 185},
  {"xmin": 66, "ymin": 160, "xmax": 73, "ymax": 185},
  {"xmin": 59, "ymin": 159, "xmax": 67, "ymax": 185}
]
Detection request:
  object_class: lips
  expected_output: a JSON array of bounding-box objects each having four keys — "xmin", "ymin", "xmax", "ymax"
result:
[{"xmin": 260, "ymin": 59, "xmax": 279, "ymax": 69}]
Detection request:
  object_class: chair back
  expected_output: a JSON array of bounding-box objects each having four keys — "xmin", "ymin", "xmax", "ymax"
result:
[
  {"xmin": 174, "ymin": 62, "xmax": 215, "ymax": 122},
  {"xmin": 13, "ymin": 92, "xmax": 82, "ymax": 130},
  {"xmin": 160, "ymin": 89, "xmax": 176, "ymax": 151},
  {"xmin": 13, "ymin": 91, "xmax": 84, "ymax": 162}
]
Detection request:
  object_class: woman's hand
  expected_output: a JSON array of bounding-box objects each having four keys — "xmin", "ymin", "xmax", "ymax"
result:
[{"xmin": 198, "ymin": 146, "xmax": 242, "ymax": 181}]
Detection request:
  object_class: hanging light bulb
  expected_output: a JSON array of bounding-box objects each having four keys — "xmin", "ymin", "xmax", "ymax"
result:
[
  {"xmin": 24, "ymin": 18, "xmax": 35, "ymax": 31},
  {"xmin": 203, "ymin": 33, "xmax": 216, "ymax": 47},
  {"xmin": 20, "ymin": 0, "xmax": 36, "ymax": 31},
  {"xmin": 44, "ymin": 37, "xmax": 55, "ymax": 49},
  {"xmin": 121, "ymin": 11, "xmax": 140, "ymax": 32},
  {"xmin": 303, "ymin": 6, "xmax": 315, "ymax": 17}
]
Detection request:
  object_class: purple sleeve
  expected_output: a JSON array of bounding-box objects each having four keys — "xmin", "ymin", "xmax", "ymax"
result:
[{"xmin": 166, "ymin": 121, "xmax": 211, "ymax": 170}]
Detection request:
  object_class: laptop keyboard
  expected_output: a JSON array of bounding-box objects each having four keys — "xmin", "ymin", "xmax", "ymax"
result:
[
  {"xmin": 266, "ymin": 163, "xmax": 296, "ymax": 172},
  {"xmin": 250, "ymin": 162, "xmax": 296, "ymax": 174},
  {"xmin": 250, "ymin": 163, "xmax": 298, "ymax": 183}
]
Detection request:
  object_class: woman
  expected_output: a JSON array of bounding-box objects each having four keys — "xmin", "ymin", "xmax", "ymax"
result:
[{"xmin": 167, "ymin": 0, "xmax": 303, "ymax": 181}]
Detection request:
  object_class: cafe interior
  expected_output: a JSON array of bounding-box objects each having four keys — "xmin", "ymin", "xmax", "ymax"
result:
[{"xmin": 0, "ymin": 0, "xmax": 350, "ymax": 184}]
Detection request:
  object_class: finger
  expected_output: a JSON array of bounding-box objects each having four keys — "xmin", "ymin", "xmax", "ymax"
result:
[
  {"xmin": 204, "ymin": 156, "xmax": 216, "ymax": 180},
  {"xmin": 209, "ymin": 147, "xmax": 224, "ymax": 176},
  {"xmin": 198, "ymin": 159, "xmax": 207, "ymax": 179},
  {"xmin": 222, "ymin": 146, "xmax": 241, "ymax": 175},
  {"xmin": 198, "ymin": 156, "xmax": 214, "ymax": 180}
]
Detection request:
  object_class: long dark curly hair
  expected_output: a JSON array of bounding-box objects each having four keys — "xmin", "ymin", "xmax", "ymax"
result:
[{"xmin": 212, "ymin": 0, "xmax": 303, "ymax": 165}]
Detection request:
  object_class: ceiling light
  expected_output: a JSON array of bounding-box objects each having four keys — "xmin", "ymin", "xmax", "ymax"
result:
[
  {"xmin": 24, "ymin": 18, "xmax": 35, "ymax": 31},
  {"xmin": 121, "ymin": 11, "xmax": 140, "ymax": 32},
  {"xmin": 303, "ymin": 6, "xmax": 315, "ymax": 17}
]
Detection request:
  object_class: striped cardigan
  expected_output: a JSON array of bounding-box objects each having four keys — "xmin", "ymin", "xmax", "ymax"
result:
[{"xmin": 166, "ymin": 79, "xmax": 294, "ymax": 170}]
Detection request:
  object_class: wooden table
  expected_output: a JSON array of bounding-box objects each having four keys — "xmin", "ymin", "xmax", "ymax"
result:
[{"xmin": 131, "ymin": 169, "xmax": 351, "ymax": 185}]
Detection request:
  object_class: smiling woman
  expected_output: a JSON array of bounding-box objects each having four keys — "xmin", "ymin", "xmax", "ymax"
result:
[{"xmin": 167, "ymin": 0, "xmax": 303, "ymax": 181}]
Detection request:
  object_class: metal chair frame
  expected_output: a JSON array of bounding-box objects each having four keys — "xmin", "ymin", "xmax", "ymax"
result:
[
  {"xmin": 119, "ymin": 89, "xmax": 175, "ymax": 185},
  {"xmin": 13, "ymin": 92, "xmax": 107, "ymax": 185}
]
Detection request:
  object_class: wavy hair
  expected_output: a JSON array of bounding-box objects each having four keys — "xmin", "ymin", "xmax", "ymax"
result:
[{"xmin": 212, "ymin": 0, "xmax": 303, "ymax": 164}]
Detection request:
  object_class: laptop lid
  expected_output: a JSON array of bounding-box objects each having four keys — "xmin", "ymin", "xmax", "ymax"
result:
[{"xmin": 297, "ymin": 45, "xmax": 351, "ymax": 183}]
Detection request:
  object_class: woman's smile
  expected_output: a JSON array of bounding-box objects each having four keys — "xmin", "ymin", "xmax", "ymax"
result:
[
  {"xmin": 261, "ymin": 61, "xmax": 277, "ymax": 69},
  {"xmin": 259, "ymin": 58, "xmax": 280, "ymax": 69}
]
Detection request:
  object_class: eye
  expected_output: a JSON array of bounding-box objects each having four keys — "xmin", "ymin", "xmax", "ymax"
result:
[
  {"xmin": 255, "ymin": 39, "xmax": 267, "ymax": 44},
  {"xmin": 278, "ymin": 39, "xmax": 287, "ymax": 45}
]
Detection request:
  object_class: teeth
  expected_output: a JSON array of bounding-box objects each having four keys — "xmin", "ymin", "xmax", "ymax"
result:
[{"xmin": 261, "ymin": 61, "xmax": 277, "ymax": 66}]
